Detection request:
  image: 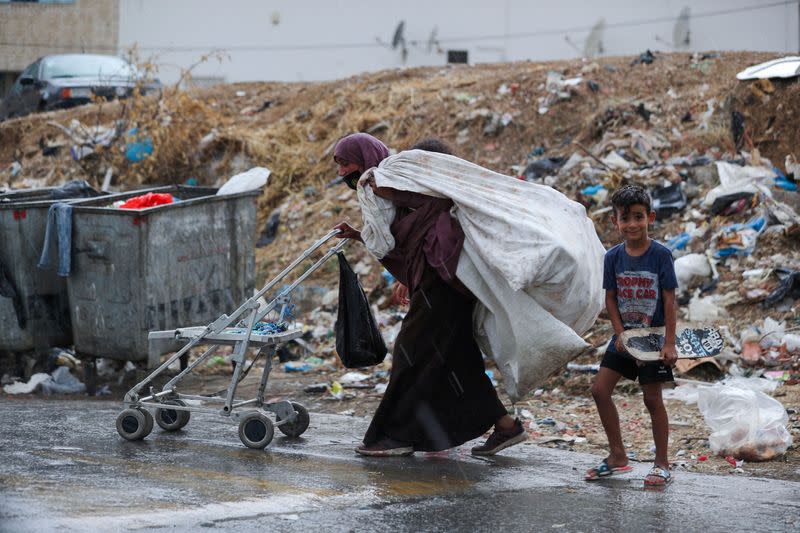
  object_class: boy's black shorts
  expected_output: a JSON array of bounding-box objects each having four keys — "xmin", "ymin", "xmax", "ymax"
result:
[{"xmin": 601, "ymin": 345, "xmax": 674, "ymax": 385}]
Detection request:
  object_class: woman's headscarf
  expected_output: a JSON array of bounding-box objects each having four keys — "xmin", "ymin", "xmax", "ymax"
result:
[{"xmin": 333, "ymin": 133, "xmax": 390, "ymax": 170}]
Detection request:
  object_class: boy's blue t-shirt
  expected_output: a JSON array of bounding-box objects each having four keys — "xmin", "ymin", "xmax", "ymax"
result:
[{"xmin": 603, "ymin": 240, "xmax": 678, "ymax": 329}]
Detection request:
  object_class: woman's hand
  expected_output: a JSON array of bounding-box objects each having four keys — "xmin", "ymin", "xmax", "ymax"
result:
[
  {"xmin": 391, "ymin": 283, "xmax": 410, "ymax": 306},
  {"xmin": 334, "ymin": 221, "xmax": 362, "ymax": 241}
]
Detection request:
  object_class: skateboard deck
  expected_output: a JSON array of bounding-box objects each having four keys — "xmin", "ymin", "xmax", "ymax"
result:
[{"xmin": 620, "ymin": 323, "xmax": 724, "ymax": 362}]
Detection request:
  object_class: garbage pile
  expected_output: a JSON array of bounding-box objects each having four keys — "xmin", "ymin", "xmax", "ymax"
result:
[{"xmin": 2, "ymin": 51, "xmax": 799, "ymax": 470}]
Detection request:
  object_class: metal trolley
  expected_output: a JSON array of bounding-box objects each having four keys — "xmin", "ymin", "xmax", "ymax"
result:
[{"xmin": 115, "ymin": 230, "xmax": 346, "ymax": 449}]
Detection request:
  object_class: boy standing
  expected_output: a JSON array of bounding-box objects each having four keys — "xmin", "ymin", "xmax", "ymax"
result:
[{"xmin": 585, "ymin": 184, "xmax": 678, "ymax": 487}]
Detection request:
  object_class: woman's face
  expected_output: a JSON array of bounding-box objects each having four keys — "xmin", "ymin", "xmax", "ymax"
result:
[
  {"xmin": 336, "ymin": 158, "xmax": 363, "ymax": 190},
  {"xmin": 336, "ymin": 159, "xmax": 361, "ymax": 177}
]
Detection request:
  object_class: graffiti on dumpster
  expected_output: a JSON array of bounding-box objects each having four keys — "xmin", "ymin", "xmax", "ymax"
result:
[{"xmin": 145, "ymin": 287, "xmax": 236, "ymax": 330}]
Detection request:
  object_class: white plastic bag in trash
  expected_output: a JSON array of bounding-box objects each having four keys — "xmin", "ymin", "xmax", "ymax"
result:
[
  {"xmin": 702, "ymin": 162, "xmax": 774, "ymax": 208},
  {"xmin": 696, "ymin": 384, "xmax": 792, "ymax": 461},
  {"xmin": 364, "ymin": 149, "xmax": 606, "ymax": 401},
  {"xmin": 673, "ymin": 253, "xmax": 711, "ymax": 292},
  {"xmin": 2, "ymin": 373, "xmax": 51, "ymax": 394},
  {"xmin": 216, "ymin": 167, "xmax": 270, "ymax": 195},
  {"xmin": 687, "ymin": 291, "xmax": 728, "ymax": 322}
]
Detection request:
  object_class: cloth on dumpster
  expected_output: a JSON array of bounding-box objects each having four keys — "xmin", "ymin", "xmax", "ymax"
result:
[
  {"xmin": 119, "ymin": 192, "xmax": 174, "ymax": 210},
  {"xmin": 363, "ymin": 149, "xmax": 605, "ymax": 401},
  {"xmin": 37, "ymin": 202, "xmax": 73, "ymax": 277},
  {"xmin": 49, "ymin": 180, "xmax": 102, "ymax": 200},
  {"xmin": 0, "ymin": 259, "xmax": 26, "ymax": 328}
]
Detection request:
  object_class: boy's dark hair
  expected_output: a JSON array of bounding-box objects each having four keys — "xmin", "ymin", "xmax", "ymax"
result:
[
  {"xmin": 410, "ymin": 138, "xmax": 453, "ymax": 155},
  {"xmin": 611, "ymin": 184, "xmax": 651, "ymax": 216}
]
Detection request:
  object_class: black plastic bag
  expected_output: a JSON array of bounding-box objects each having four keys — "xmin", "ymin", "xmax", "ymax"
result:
[{"xmin": 334, "ymin": 252, "xmax": 387, "ymax": 368}]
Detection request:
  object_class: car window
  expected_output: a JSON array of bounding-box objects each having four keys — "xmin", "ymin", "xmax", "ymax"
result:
[
  {"xmin": 5, "ymin": 81, "xmax": 21, "ymax": 99},
  {"xmin": 41, "ymin": 55, "xmax": 135, "ymax": 80},
  {"xmin": 21, "ymin": 60, "xmax": 40, "ymax": 80}
]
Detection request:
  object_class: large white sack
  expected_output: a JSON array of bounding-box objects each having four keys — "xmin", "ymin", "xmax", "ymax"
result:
[
  {"xmin": 373, "ymin": 150, "xmax": 605, "ymax": 333},
  {"xmin": 366, "ymin": 150, "xmax": 605, "ymax": 401},
  {"xmin": 458, "ymin": 240, "xmax": 593, "ymax": 401}
]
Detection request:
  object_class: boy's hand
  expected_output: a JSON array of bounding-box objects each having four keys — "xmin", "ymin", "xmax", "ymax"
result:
[
  {"xmin": 614, "ymin": 335, "xmax": 626, "ymax": 353},
  {"xmin": 660, "ymin": 344, "xmax": 678, "ymax": 366}
]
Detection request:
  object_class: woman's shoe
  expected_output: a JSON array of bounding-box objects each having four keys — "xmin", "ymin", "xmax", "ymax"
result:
[
  {"xmin": 471, "ymin": 418, "xmax": 527, "ymax": 456},
  {"xmin": 356, "ymin": 438, "xmax": 414, "ymax": 457}
]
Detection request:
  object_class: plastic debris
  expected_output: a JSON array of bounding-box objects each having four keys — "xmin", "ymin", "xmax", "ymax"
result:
[
  {"xmin": 538, "ymin": 71, "xmax": 582, "ymax": 114},
  {"xmin": 632, "ymin": 49, "xmax": 656, "ymax": 66},
  {"xmin": 666, "ymin": 232, "xmax": 692, "ymax": 253},
  {"xmin": 566, "ymin": 363, "xmax": 600, "ymax": 373},
  {"xmin": 216, "ymin": 167, "xmax": 270, "ymax": 196},
  {"xmin": 711, "ymin": 216, "xmax": 767, "ymax": 258},
  {"xmin": 651, "ymin": 183, "xmax": 687, "ymax": 220},
  {"xmin": 687, "ymin": 292, "xmax": 728, "ymax": 322},
  {"xmin": 703, "ymin": 162, "xmax": 774, "ymax": 208},
  {"xmin": 674, "ymin": 253, "xmax": 712, "ymax": 292},
  {"xmin": 709, "ymin": 192, "xmax": 756, "ymax": 216},
  {"xmin": 119, "ymin": 192, "xmax": 174, "ymax": 210},
  {"xmin": 284, "ymin": 361, "xmax": 312, "ymax": 373},
  {"xmin": 330, "ymin": 381, "xmax": 344, "ymax": 400},
  {"xmin": 522, "ymin": 157, "xmax": 566, "ymax": 182},
  {"xmin": 3, "ymin": 373, "xmax": 51, "ymax": 394},
  {"xmin": 124, "ymin": 128, "xmax": 154, "ymax": 162},
  {"xmin": 736, "ymin": 56, "xmax": 800, "ymax": 80},
  {"xmin": 697, "ymin": 384, "xmax": 792, "ymax": 461},
  {"xmin": 339, "ymin": 371, "xmax": 370, "ymax": 384},
  {"xmin": 2, "ymin": 366, "xmax": 85, "ymax": 395}
]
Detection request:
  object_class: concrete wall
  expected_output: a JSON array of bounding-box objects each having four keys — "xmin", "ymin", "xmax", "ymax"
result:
[
  {"xmin": 0, "ymin": 0, "xmax": 119, "ymax": 72},
  {"xmin": 117, "ymin": 0, "xmax": 800, "ymax": 84}
]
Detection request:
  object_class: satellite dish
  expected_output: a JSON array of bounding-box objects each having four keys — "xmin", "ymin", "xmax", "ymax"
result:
[
  {"xmin": 426, "ymin": 26, "xmax": 439, "ymax": 53},
  {"xmin": 583, "ymin": 18, "xmax": 605, "ymax": 57},
  {"xmin": 673, "ymin": 7, "xmax": 691, "ymax": 49},
  {"xmin": 391, "ymin": 21, "xmax": 406, "ymax": 49}
]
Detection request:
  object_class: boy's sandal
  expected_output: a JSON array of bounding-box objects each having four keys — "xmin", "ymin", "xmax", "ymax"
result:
[
  {"xmin": 584, "ymin": 458, "xmax": 634, "ymax": 481},
  {"xmin": 644, "ymin": 465, "xmax": 672, "ymax": 486}
]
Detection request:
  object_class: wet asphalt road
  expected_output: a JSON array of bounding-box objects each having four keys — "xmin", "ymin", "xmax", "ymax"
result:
[{"xmin": 0, "ymin": 399, "xmax": 798, "ymax": 533}]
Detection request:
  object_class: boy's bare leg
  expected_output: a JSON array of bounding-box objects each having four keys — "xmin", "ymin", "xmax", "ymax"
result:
[
  {"xmin": 641, "ymin": 382, "xmax": 670, "ymax": 478},
  {"xmin": 590, "ymin": 367, "xmax": 627, "ymax": 470}
]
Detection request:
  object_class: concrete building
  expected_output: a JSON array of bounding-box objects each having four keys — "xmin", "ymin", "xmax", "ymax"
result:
[
  {"xmin": 0, "ymin": 0, "xmax": 119, "ymax": 95},
  {"xmin": 1, "ymin": 0, "xmax": 799, "ymax": 94}
]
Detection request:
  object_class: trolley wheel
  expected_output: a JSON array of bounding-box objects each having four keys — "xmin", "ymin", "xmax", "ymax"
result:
[
  {"xmin": 116, "ymin": 408, "xmax": 150, "ymax": 441},
  {"xmin": 155, "ymin": 400, "xmax": 190, "ymax": 431},
  {"xmin": 277, "ymin": 402, "xmax": 310, "ymax": 438},
  {"xmin": 141, "ymin": 408, "xmax": 154, "ymax": 437},
  {"xmin": 238, "ymin": 412, "xmax": 274, "ymax": 449}
]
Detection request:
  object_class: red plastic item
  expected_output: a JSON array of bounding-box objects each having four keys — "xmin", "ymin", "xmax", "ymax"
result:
[
  {"xmin": 119, "ymin": 193, "xmax": 174, "ymax": 210},
  {"xmin": 698, "ymin": 455, "xmax": 708, "ymax": 462}
]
